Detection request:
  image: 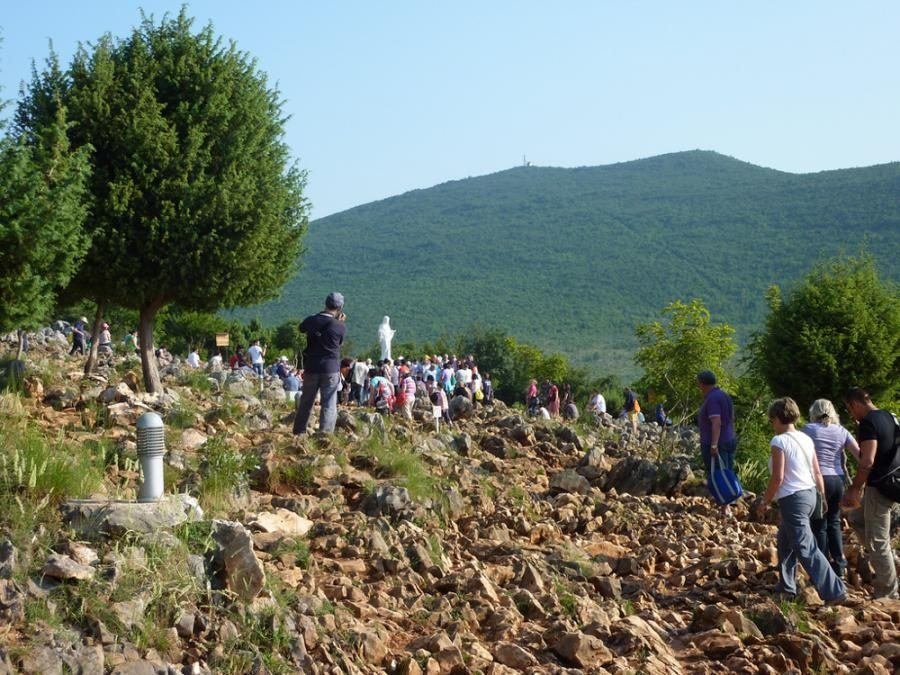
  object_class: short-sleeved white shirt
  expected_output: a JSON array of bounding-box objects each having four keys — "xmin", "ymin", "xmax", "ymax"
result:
[
  {"xmin": 770, "ymin": 430, "xmax": 817, "ymax": 501},
  {"xmin": 247, "ymin": 344, "xmax": 264, "ymax": 365}
]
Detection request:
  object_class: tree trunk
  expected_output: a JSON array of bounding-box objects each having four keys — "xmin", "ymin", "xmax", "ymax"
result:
[
  {"xmin": 139, "ymin": 298, "xmax": 164, "ymax": 394},
  {"xmin": 14, "ymin": 329, "xmax": 25, "ymax": 361},
  {"xmin": 83, "ymin": 300, "xmax": 106, "ymax": 376}
]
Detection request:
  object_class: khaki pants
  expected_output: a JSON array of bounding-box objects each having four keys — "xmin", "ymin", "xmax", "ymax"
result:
[
  {"xmin": 848, "ymin": 486, "xmax": 899, "ymax": 599},
  {"xmin": 402, "ymin": 397, "xmax": 415, "ymax": 420}
]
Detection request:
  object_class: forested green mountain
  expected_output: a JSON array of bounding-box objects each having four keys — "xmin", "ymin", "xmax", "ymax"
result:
[{"xmin": 242, "ymin": 150, "xmax": 900, "ymax": 377}]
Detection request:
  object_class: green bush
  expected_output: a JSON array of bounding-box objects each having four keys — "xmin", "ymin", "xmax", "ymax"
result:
[
  {"xmin": 197, "ymin": 435, "xmax": 255, "ymax": 515},
  {"xmin": 634, "ymin": 299, "xmax": 737, "ymax": 421},
  {"xmin": 751, "ymin": 252, "xmax": 899, "ymax": 414}
]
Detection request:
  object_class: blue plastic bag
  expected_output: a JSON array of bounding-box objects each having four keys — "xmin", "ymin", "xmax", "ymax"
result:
[{"xmin": 708, "ymin": 454, "xmax": 743, "ymax": 505}]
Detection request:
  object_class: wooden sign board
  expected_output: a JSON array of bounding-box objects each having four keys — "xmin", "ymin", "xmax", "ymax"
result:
[{"xmin": 215, "ymin": 333, "xmax": 230, "ymax": 347}]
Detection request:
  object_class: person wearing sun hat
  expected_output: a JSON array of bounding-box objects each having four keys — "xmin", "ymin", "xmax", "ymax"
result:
[{"xmin": 293, "ymin": 292, "xmax": 347, "ymax": 435}]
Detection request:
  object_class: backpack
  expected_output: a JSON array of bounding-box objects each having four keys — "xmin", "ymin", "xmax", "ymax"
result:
[{"xmin": 870, "ymin": 413, "xmax": 900, "ymax": 503}]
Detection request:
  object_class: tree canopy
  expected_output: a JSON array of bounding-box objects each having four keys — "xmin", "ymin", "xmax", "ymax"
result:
[
  {"xmin": 750, "ymin": 253, "xmax": 900, "ymax": 411},
  {"xmin": 0, "ymin": 86, "xmax": 90, "ymax": 338},
  {"xmin": 634, "ymin": 299, "xmax": 737, "ymax": 419},
  {"xmin": 16, "ymin": 9, "xmax": 309, "ymax": 391}
]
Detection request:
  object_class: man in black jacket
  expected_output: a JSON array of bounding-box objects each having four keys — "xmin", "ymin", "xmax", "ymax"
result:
[{"xmin": 292, "ymin": 292, "xmax": 346, "ymax": 435}]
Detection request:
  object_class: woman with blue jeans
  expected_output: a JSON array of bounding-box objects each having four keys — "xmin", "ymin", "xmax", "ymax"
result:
[
  {"xmin": 755, "ymin": 397, "xmax": 847, "ymax": 604},
  {"xmin": 802, "ymin": 399, "xmax": 860, "ymax": 578}
]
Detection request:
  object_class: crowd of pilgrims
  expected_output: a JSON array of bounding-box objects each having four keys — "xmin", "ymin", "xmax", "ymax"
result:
[{"xmin": 226, "ymin": 346, "xmax": 495, "ymax": 420}]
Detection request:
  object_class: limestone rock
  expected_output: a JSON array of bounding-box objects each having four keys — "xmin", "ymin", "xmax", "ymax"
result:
[
  {"xmin": 19, "ymin": 646, "xmax": 62, "ymax": 675},
  {"xmin": 360, "ymin": 485, "xmax": 417, "ymax": 520},
  {"xmin": 0, "ymin": 580, "xmax": 24, "ymax": 623},
  {"xmin": 690, "ymin": 630, "xmax": 743, "ymax": 658},
  {"xmin": 42, "ymin": 553, "xmax": 94, "ymax": 581},
  {"xmin": 553, "ymin": 631, "xmax": 613, "ymax": 667},
  {"xmin": 112, "ymin": 597, "xmax": 146, "ymax": 629},
  {"xmin": 180, "ymin": 428, "xmax": 208, "ymax": 451},
  {"xmin": 212, "ymin": 520, "xmax": 266, "ymax": 602},
  {"xmin": 549, "ymin": 469, "xmax": 591, "ymax": 495},
  {"xmin": 0, "ymin": 539, "xmax": 16, "ymax": 579},
  {"xmin": 449, "ymin": 395, "xmax": 474, "ymax": 420},
  {"xmin": 61, "ymin": 494, "xmax": 203, "ymax": 538},
  {"xmin": 493, "ymin": 642, "xmax": 538, "ymax": 669},
  {"xmin": 604, "ymin": 456, "xmax": 658, "ymax": 496},
  {"xmin": 250, "ymin": 508, "xmax": 313, "ymax": 537},
  {"xmin": 61, "ymin": 644, "xmax": 104, "ymax": 675}
]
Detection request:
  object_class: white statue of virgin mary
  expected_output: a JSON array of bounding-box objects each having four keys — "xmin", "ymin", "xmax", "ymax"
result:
[{"xmin": 378, "ymin": 316, "xmax": 395, "ymax": 361}]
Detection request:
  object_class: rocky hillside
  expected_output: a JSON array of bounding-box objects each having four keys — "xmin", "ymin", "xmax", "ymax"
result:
[{"xmin": 1, "ymin": 332, "xmax": 899, "ymax": 674}]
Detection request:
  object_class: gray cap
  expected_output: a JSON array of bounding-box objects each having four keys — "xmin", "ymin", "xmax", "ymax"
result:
[
  {"xmin": 325, "ymin": 292, "xmax": 345, "ymax": 309},
  {"xmin": 697, "ymin": 370, "xmax": 717, "ymax": 385}
]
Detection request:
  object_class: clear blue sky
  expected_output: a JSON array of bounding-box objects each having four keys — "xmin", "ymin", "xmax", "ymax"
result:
[{"xmin": 2, "ymin": 1, "xmax": 898, "ymax": 218}]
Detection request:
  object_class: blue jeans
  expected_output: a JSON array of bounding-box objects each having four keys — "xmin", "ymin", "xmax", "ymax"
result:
[
  {"xmin": 700, "ymin": 437, "xmax": 736, "ymax": 477},
  {"xmin": 810, "ymin": 475, "xmax": 846, "ymax": 573},
  {"xmin": 252, "ymin": 363, "xmax": 264, "ymax": 378},
  {"xmin": 776, "ymin": 488, "xmax": 846, "ymax": 601},
  {"xmin": 293, "ymin": 371, "xmax": 341, "ymax": 434}
]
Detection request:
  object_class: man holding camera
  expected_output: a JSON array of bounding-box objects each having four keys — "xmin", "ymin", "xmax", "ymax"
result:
[{"xmin": 292, "ymin": 292, "xmax": 347, "ymax": 435}]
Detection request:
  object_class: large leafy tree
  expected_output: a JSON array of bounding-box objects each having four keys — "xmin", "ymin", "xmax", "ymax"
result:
[
  {"xmin": 17, "ymin": 10, "xmax": 309, "ymax": 391},
  {"xmin": 750, "ymin": 253, "xmax": 899, "ymax": 411},
  {"xmin": 634, "ymin": 299, "xmax": 737, "ymax": 420},
  {"xmin": 0, "ymin": 60, "xmax": 90, "ymax": 358}
]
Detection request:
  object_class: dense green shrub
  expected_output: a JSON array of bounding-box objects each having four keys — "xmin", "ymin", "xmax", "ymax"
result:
[{"xmin": 750, "ymin": 253, "xmax": 899, "ymax": 413}]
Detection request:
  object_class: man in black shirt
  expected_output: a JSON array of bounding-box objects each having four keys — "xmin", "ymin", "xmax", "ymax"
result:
[
  {"xmin": 292, "ymin": 292, "xmax": 347, "ymax": 435},
  {"xmin": 842, "ymin": 387, "xmax": 899, "ymax": 599}
]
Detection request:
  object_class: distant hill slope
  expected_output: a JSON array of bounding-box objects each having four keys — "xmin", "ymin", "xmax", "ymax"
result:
[{"xmin": 241, "ymin": 150, "xmax": 900, "ymax": 378}]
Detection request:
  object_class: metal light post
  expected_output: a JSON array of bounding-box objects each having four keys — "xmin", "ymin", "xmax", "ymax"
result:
[{"xmin": 136, "ymin": 412, "xmax": 166, "ymax": 502}]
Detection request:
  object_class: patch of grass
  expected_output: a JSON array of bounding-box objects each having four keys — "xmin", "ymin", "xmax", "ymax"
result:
[
  {"xmin": 197, "ymin": 436, "xmax": 255, "ymax": 515},
  {"xmin": 562, "ymin": 546, "xmax": 598, "ymax": 578},
  {"xmin": 552, "ymin": 577, "xmax": 579, "ymax": 619},
  {"xmin": 174, "ymin": 520, "xmax": 215, "ymax": 555},
  {"xmin": 206, "ymin": 396, "xmax": 246, "ymax": 426},
  {"xmin": 508, "ymin": 484, "xmax": 527, "ymax": 508},
  {"xmin": 426, "ymin": 534, "xmax": 444, "ymax": 567},
  {"xmin": 621, "ymin": 599, "xmax": 636, "ymax": 616},
  {"xmin": 166, "ymin": 398, "xmax": 200, "ymax": 430},
  {"xmin": 178, "ymin": 369, "xmax": 215, "ymax": 393},
  {"xmin": 0, "ymin": 398, "xmax": 107, "ymax": 545},
  {"xmin": 268, "ymin": 461, "xmax": 316, "ymax": 492},
  {"xmin": 779, "ymin": 598, "xmax": 810, "ymax": 633},
  {"xmin": 358, "ymin": 435, "xmax": 441, "ymax": 502},
  {"xmin": 271, "ymin": 538, "xmax": 311, "ymax": 569}
]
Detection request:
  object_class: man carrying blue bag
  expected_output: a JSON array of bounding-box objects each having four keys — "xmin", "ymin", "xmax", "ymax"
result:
[{"xmin": 697, "ymin": 370, "xmax": 741, "ymax": 512}]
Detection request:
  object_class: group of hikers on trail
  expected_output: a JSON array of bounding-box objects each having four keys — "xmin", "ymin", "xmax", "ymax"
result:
[{"xmin": 696, "ymin": 371, "xmax": 898, "ymax": 607}]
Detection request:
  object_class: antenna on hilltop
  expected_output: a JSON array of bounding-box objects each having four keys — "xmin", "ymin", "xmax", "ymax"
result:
[{"xmin": 522, "ymin": 154, "xmax": 531, "ymax": 167}]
